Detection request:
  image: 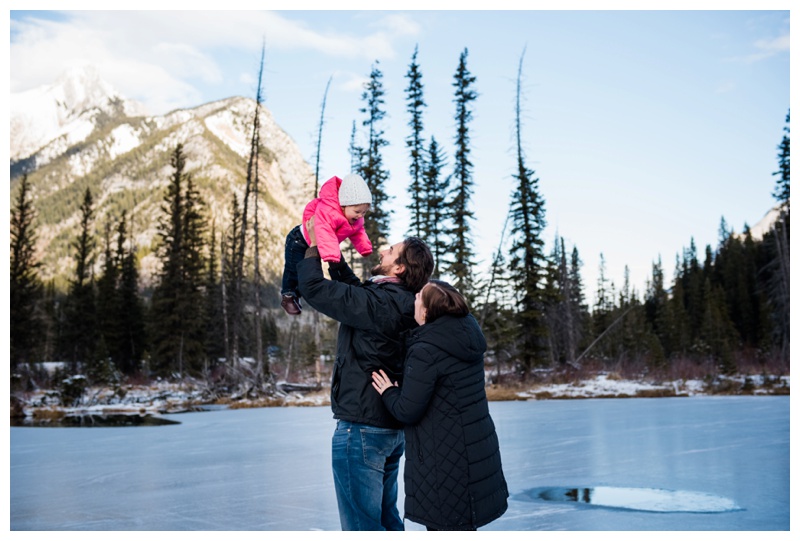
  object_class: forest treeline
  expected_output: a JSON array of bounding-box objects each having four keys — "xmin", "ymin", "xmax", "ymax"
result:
[{"xmin": 9, "ymin": 47, "xmax": 790, "ymax": 401}]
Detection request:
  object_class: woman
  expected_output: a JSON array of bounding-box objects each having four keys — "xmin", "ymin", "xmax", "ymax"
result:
[{"xmin": 372, "ymin": 279, "xmax": 508, "ymax": 531}]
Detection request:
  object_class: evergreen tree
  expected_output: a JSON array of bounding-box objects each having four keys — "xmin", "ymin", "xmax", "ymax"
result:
[
  {"xmin": 592, "ymin": 254, "xmax": 615, "ymax": 336},
  {"xmin": 61, "ymin": 188, "xmax": 97, "ymax": 372},
  {"xmin": 95, "ymin": 221, "xmax": 120, "ymax": 372},
  {"xmin": 149, "ymin": 144, "xmax": 208, "ymax": 376},
  {"xmin": 478, "ymin": 249, "xmax": 517, "ymax": 383},
  {"xmin": 114, "ymin": 212, "xmax": 146, "ymax": 375},
  {"xmin": 765, "ymin": 110, "xmax": 790, "ymax": 358},
  {"xmin": 181, "ymin": 175, "xmax": 209, "ymax": 371},
  {"xmin": 421, "ymin": 136, "xmax": 449, "ymax": 278},
  {"xmin": 10, "ymin": 174, "xmax": 42, "ymax": 370},
  {"xmin": 221, "ymin": 194, "xmax": 244, "ymax": 364},
  {"xmin": 544, "ymin": 237, "xmax": 587, "ymax": 366},
  {"xmin": 405, "ymin": 45, "xmax": 427, "ymax": 238},
  {"xmin": 356, "ymin": 61, "xmax": 392, "ymax": 270},
  {"xmin": 507, "ymin": 48, "xmax": 548, "ymax": 370},
  {"xmin": 445, "ymin": 48, "xmax": 478, "ymax": 296},
  {"xmin": 682, "ymin": 239, "xmax": 706, "ymax": 339},
  {"xmin": 568, "ymin": 245, "xmax": 591, "ymax": 356},
  {"xmin": 644, "ymin": 256, "xmax": 670, "ymax": 356},
  {"xmin": 666, "ymin": 254, "xmax": 691, "ymax": 357},
  {"xmin": 772, "ymin": 110, "xmax": 790, "ymax": 207},
  {"xmin": 41, "ymin": 280, "xmax": 61, "ymax": 365},
  {"xmin": 204, "ymin": 222, "xmax": 226, "ymax": 365},
  {"xmin": 700, "ymin": 279, "xmax": 738, "ymax": 374},
  {"xmin": 542, "ymin": 238, "xmax": 568, "ymax": 365}
]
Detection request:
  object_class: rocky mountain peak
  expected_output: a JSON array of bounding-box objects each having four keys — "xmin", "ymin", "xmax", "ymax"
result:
[
  {"xmin": 11, "ymin": 65, "xmax": 148, "ymax": 162},
  {"xmin": 10, "ymin": 66, "xmax": 315, "ymax": 294}
]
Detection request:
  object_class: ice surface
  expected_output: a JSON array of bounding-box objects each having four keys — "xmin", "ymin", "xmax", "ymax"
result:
[{"xmin": 10, "ymin": 396, "xmax": 789, "ymax": 531}]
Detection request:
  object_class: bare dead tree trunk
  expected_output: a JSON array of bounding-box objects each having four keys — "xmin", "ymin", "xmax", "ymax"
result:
[
  {"xmin": 310, "ymin": 75, "xmax": 333, "ymax": 386},
  {"xmin": 314, "ymin": 75, "xmax": 332, "ymax": 196},
  {"xmin": 252, "ymin": 50, "xmax": 264, "ymax": 376},
  {"xmin": 249, "ymin": 41, "xmax": 275, "ymax": 393},
  {"xmin": 231, "ymin": 45, "xmax": 266, "ymax": 373}
]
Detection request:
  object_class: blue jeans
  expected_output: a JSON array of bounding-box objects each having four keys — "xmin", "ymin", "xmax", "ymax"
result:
[
  {"xmin": 331, "ymin": 420, "xmax": 405, "ymax": 531},
  {"xmin": 281, "ymin": 224, "xmax": 309, "ymax": 297}
]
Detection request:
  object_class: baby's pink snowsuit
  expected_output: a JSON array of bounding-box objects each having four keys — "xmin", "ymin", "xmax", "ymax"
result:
[{"xmin": 302, "ymin": 175, "xmax": 373, "ymax": 263}]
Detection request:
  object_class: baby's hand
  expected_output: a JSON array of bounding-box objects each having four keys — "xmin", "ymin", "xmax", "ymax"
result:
[{"xmin": 305, "ymin": 216, "xmax": 317, "ymax": 246}]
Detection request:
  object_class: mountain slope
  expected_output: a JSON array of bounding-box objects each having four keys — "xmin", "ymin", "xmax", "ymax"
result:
[{"xmin": 11, "ymin": 68, "xmax": 316, "ymax": 293}]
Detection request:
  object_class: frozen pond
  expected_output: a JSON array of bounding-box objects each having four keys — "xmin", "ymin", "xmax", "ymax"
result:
[{"xmin": 10, "ymin": 396, "xmax": 789, "ymax": 531}]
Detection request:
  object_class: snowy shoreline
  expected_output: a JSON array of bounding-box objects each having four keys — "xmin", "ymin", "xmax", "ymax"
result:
[{"xmin": 10, "ymin": 372, "xmax": 790, "ymax": 425}]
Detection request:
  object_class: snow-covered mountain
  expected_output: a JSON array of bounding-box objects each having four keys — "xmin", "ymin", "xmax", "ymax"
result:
[
  {"xmin": 10, "ymin": 66, "xmax": 315, "ymax": 292},
  {"xmin": 10, "ymin": 66, "xmax": 147, "ymax": 163},
  {"xmin": 745, "ymin": 203, "xmax": 787, "ymax": 241}
]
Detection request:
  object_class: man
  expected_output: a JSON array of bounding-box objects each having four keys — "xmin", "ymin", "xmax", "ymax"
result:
[{"xmin": 297, "ymin": 216, "xmax": 434, "ymax": 531}]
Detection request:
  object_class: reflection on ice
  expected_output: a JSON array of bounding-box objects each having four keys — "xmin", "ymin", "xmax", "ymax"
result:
[{"xmin": 521, "ymin": 486, "xmax": 743, "ymax": 513}]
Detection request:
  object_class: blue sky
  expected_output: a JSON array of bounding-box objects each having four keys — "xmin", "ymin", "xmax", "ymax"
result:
[{"xmin": 7, "ymin": 3, "xmax": 793, "ymax": 304}]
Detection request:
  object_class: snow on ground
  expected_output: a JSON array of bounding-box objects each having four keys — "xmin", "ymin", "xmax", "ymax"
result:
[
  {"xmin": 517, "ymin": 374, "xmax": 682, "ymax": 399},
  {"xmin": 13, "ymin": 372, "xmax": 789, "ymax": 423}
]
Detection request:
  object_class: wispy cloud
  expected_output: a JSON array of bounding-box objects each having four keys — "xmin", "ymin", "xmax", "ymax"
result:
[
  {"xmin": 10, "ymin": 10, "xmax": 419, "ymax": 113},
  {"xmin": 739, "ymin": 32, "xmax": 790, "ymax": 64}
]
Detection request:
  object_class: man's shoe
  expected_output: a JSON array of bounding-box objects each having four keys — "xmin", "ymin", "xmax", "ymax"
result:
[{"xmin": 281, "ymin": 294, "xmax": 302, "ymax": 315}]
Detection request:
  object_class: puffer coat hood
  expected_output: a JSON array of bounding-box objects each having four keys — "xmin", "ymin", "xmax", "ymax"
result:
[
  {"xmin": 410, "ymin": 312, "xmax": 487, "ymax": 367},
  {"xmin": 380, "ymin": 314, "xmax": 508, "ymax": 530}
]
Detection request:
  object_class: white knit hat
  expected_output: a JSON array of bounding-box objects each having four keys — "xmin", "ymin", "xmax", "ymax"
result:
[{"xmin": 338, "ymin": 174, "xmax": 372, "ymax": 207}]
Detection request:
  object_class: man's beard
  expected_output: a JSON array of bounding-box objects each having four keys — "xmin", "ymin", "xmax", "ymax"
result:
[{"xmin": 371, "ymin": 258, "xmax": 397, "ymax": 277}]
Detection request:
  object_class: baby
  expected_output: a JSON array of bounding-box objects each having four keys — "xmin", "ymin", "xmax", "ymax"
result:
[{"xmin": 280, "ymin": 173, "xmax": 372, "ymax": 315}]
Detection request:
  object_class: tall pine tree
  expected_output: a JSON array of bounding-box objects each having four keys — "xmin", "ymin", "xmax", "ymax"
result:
[
  {"xmin": 10, "ymin": 174, "xmax": 42, "ymax": 370},
  {"xmin": 507, "ymin": 48, "xmax": 548, "ymax": 371},
  {"xmin": 405, "ymin": 45, "xmax": 427, "ymax": 238},
  {"xmin": 114, "ymin": 212, "xmax": 146, "ymax": 375},
  {"xmin": 149, "ymin": 144, "xmax": 208, "ymax": 376},
  {"xmin": 61, "ymin": 188, "xmax": 97, "ymax": 372},
  {"xmin": 356, "ymin": 61, "xmax": 392, "ymax": 270},
  {"xmin": 772, "ymin": 110, "xmax": 790, "ymax": 207},
  {"xmin": 766, "ymin": 109, "xmax": 790, "ymax": 358},
  {"xmin": 445, "ymin": 48, "xmax": 478, "ymax": 296},
  {"xmin": 421, "ymin": 137, "xmax": 449, "ymax": 278}
]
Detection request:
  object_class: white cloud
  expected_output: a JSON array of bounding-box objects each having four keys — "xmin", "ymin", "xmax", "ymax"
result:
[
  {"xmin": 10, "ymin": 10, "xmax": 418, "ymax": 114},
  {"xmin": 753, "ymin": 33, "xmax": 790, "ymax": 54},
  {"xmin": 741, "ymin": 32, "xmax": 790, "ymax": 63},
  {"xmin": 151, "ymin": 42, "xmax": 223, "ymax": 84},
  {"xmin": 337, "ymin": 71, "xmax": 370, "ymax": 93}
]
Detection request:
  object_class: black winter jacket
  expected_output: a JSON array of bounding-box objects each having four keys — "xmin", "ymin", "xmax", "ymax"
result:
[
  {"xmin": 297, "ymin": 255, "xmax": 417, "ymax": 429},
  {"xmin": 380, "ymin": 314, "xmax": 508, "ymax": 530}
]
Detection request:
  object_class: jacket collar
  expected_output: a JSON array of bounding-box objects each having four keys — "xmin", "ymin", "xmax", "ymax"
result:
[{"xmin": 370, "ymin": 275, "xmax": 402, "ymax": 285}]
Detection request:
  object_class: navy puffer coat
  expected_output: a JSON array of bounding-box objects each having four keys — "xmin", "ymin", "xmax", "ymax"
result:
[{"xmin": 380, "ymin": 314, "xmax": 508, "ymax": 530}]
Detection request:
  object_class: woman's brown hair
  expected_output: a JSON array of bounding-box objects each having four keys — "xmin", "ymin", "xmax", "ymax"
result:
[{"xmin": 420, "ymin": 279, "xmax": 469, "ymax": 324}]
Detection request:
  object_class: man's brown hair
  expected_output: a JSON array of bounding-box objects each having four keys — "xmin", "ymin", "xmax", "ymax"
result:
[{"xmin": 397, "ymin": 237, "xmax": 434, "ymax": 293}]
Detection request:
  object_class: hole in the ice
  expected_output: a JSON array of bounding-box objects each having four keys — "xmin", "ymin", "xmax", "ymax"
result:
[
  {"xmin": 11, "ymin": 413, "xmax": 180, "ymax": 427},
  {"xmin": 516, "ymin": 486, "xmax": 742, "ymax": 513}
]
